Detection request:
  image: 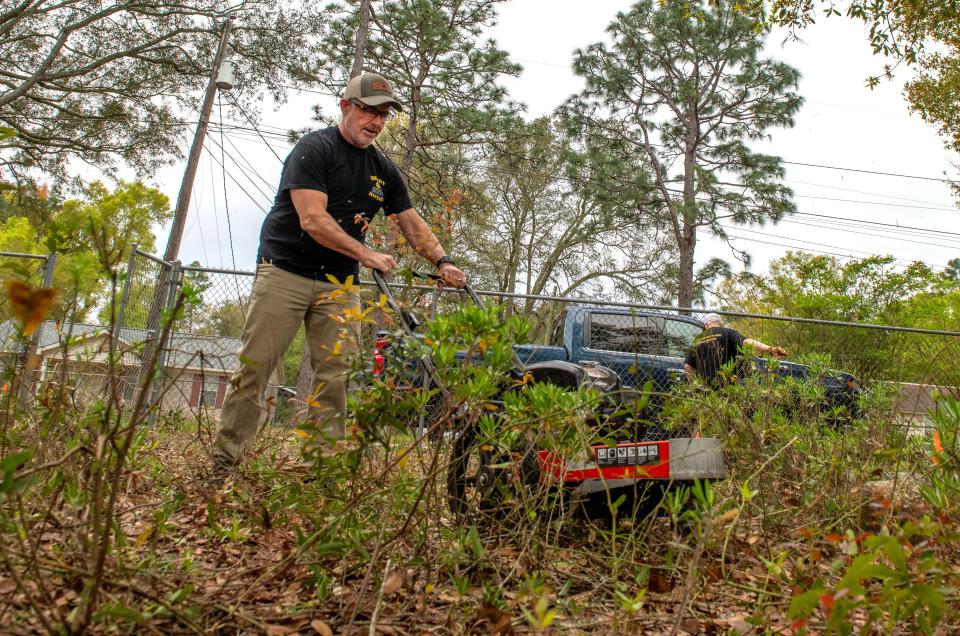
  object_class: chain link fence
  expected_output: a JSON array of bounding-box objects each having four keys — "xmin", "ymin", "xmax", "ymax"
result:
[
  {"xmin": 363, "ymin": 283, "xmax": 960, "ymax": 433},
  {"xmin": 1, "ymin": 248, "xmax": 958, "ymax": 432},
  {"xmin": 154, "ymin": 263, "xmax": 259, "ymax": 421}
]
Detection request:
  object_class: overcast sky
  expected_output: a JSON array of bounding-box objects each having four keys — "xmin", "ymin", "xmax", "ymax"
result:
[{"xmin": 155, "ymin": 0, "xmax": 960, "ymax": 284}]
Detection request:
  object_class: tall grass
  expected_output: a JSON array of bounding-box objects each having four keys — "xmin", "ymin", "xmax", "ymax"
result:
[{"xmin": 0, "ymin": 290, "xmax": 956, "ymax": 633}]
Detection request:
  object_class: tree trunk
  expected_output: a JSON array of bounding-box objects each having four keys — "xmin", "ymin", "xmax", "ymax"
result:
[
  {"xmin": 677, "ymin": 226, "xmax": 696, "ymax": 313},
  {"xmin": 678, "ymin": 106, "xmax": 699, "ymax": 312},
  {"xmin": 502, "ymin": 243, "xmax": 517, "ymax": 319},
  {"xmin": 350, "ymin": 0, "xmax": 372, "ymax": 79},
  {"xmin": 392, "ymin": 65, "xmax": 427, "ymax": 260},
  {"xmin": 401, "ymin": 72, "xmax": 425, "ymax": 179}
]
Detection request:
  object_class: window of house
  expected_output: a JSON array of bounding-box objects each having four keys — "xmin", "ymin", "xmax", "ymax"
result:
[{"xmin": 201, "ymin": 375, "xmax": 220, "ymax": 407}]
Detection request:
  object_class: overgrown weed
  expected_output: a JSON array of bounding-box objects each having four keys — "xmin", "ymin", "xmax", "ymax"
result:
[{"xmin": 0, "ymin": 284, "xmax": 957, "ymax": 633}]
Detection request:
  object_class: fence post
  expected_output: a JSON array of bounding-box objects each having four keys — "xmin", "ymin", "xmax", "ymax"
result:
[
  {"xmin": 149, "ymin": 260, "xmax": 182, "ymax": 416},
  {"xmin": 110, "ymin": 245, "xmax": 139, "ymax": 404},
  {"xmin": 17, "ymin": 252, "xmax": 57, "ymax": 405},
  {"xmin": 112, "ymin": 244, "xmax": 138, "ymax": 345},
  {"xmin": 136, "ymin": 255, "xmax": 176, "ymax": 416}
]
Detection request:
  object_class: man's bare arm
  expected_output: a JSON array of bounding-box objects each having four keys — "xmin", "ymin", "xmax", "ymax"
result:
[
  {"xmin": 683, "ymin": 363, "xmax": 696, "ymax": 382},
  {"xmin": 393, "ymin": 208, "xmax": 445, "ymax": 264},
  {"xmin": 291, "ymin": 189, "xmax": 396, "ymax": 274},
  {"xmin": 394, "ymin": 208, "xmax": 467, "ymax": 288},
  {"xmin": 744, "ymin": 338, "xmax": 788, "ymax": 357}
]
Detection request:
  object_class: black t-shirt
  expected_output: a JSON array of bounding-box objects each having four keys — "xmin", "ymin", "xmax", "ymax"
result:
[
  {"xmin": 684, "ymin": 326, "xmax": 746, "ymax": 385},
  {"xmin": 257, "ymin": 126, "xmax": 413, "ymax": 281}
]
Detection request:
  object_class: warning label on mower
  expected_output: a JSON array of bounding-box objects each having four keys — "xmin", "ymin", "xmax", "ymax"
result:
[{"xmin": 595, "ymin": 444, "xmax": 660, "ymax": 467}]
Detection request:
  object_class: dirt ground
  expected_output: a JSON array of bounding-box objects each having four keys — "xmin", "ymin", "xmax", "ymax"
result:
[{"xmin": 1, "ymin": 414, "xmax": 957, "ymax": 635}]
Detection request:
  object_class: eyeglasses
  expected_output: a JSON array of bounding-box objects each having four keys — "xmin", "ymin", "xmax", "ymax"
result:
[{"xmin": 350, "ymin": 99, "xmax": 394, "ymax": 121}]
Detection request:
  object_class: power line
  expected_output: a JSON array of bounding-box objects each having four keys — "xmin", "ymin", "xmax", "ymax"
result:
[
  {"xmin": 223, "ymin": 91, "xmax": 285, "ymax": 163},
  {"xmin": 184, "ymin": 124, "xmax": 960, "ymax": 271},
  {"xmin": 663, "ymin": 176, "xmax": 954, "ymax": 213},
  {"xmin": 724, "ymin": 233, "xmax": 873, "ymax": 262},
  {"xmin": 197, "ymin": 131, "xmax": 960, "ymax": 273},
  {"xmin": 725, "ymin": 232, "xmax": 947, "ymax": 271},
  {"xmin": 723, "ymin": 232, "xmax": 948, "ymax": 269},
  {"xmin": 653, "ymin": 189, "xmax": 960, "ymax": 251},
  {"xmin": 794, "ymin": 193, "xmax": 959, "ymax": 213},
  {"xmin": 714, "ymin": 207, "xmax": 960, "ymax": 251},
  {"xmin": 779, "ymin": 217, "xmax": 960, "ymax": 250},
  {"xmin": 206, "ymin": 149, "xmax": 224, "ymax": 267},
  {"xmin": 185, "ymin": 178, "xmax": 210, "ymax": 265},
  {"xmin": 794, "ymin": 211, "xmax": 960, "ymax": 240},
  {"xmin": 2, "ymin": 113, "xmax": 295, "ymax": 137},
  {"xmin": 783, "ymin": 160, "xmax": 957, "ymax": 185},
  {"xmin": 275, "ymin": 84, "xmax": 335, "ymax": 97},
  {"xmin": 8, "ymin": 107, "xmax": 958, "ymax": 186},
  {"xmin": 721, "ymin": 224, "xmax": 947, "ymax": 270},
  {"xmin": 786, "ymin": 178, "xmax": 956, "ymax": 208},
  {"xmin": 219, "ymin": 133, "xmax": 279, "ymax": 193},
  {"xmin": 221, "ymin": 131, "xmax": 960, "ymax": 218},
  {"xmin": 203, "ymin": 128, "xmax": 960, "ymax": 235},
  {"xmin": 201, "ymin": 142, "xmax": 270, "ymax": 215},
  {"xmin": 200, "ymin": 130, "xmax": 958, "ymax": 271},
  {"xmin": 659, "ymin": 186, "xmax": 960, "ymax": 243},
  {"xmin": 218, "ymin": 96, "xmax": 238, "ymax": 271},
  {"xmin": 216, "ymin": 120, "xmax": 960, "ymax": 189},
  {"xmin": 513, "ymin": 57, "xmax": 571, "ymax": 70},
  {"xmin": 206, "ymin": 135, "xmax": 276, "ymax": 203},
  {"xmin": 577, "ymin": 129, "xmax": 959, "ymax": 186}
]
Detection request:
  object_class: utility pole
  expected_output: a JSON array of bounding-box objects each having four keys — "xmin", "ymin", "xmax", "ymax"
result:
[
  {"xmin": 139, "ymin": 19, "xmax": 233, "ymax": 411},
  {"xmin": 163, "ymin": 18, "xmax": 234, "ymax": 262}
]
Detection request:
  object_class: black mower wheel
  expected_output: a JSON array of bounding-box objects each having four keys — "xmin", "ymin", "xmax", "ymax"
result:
[
  {"xmin": 446, "ymin": 426, "xmax": 554, "ymax": 523},
  {"xmin": 446, "ymin": 423, "xmax": 498, "ymax": 519}
]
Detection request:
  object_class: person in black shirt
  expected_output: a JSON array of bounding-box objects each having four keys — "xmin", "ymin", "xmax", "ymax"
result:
[
  {"xmin": 212, "ymin": 72, "xmax": 466, "ymax": 469},
  {"xmin": 683, "ymin": 313, "xmax": 787, "ymax": 386}
]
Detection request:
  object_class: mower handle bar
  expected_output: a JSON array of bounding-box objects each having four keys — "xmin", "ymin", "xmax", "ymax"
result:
[
  {"xmin": 372, "ymin": 268, "xmax": 482, "ymax": 301},
  {"xmin": 370, "ymin": 269, "xmax": 527, "ymax": 373}
]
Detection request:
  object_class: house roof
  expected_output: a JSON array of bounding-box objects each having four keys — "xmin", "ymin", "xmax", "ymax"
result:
[{"xmin": 0, "ymin": 320, "xmax": 241, "ymax": 372}]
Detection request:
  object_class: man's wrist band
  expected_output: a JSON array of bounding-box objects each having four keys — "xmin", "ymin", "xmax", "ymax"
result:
[{"xmin": 435, "ymin": 255, "xmax": 456, "ymax": 268}]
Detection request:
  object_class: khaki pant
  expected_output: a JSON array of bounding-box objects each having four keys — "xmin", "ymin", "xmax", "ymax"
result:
[{"xmin": 214, "ymin": 263, "xmax": 360, "ymax": 464}]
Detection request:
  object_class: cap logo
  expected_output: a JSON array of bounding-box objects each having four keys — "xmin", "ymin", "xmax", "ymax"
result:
[{"xmin": 371, "ymin": 80, "xmax": 392, "ymax": 93}]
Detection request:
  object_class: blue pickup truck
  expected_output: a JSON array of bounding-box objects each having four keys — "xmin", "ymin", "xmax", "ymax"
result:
[
  {"xmin": 512, "ymin": 305, "xmax": 862, "ymax": 421},
  {"xmin": 375, "ymin": 302, "xmax": 861, "ymax": 425}
]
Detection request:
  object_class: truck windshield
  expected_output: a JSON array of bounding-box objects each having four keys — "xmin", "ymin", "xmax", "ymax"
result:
[{"xmin": 587, "ymin": 312, "xmax": 699, "ymax": 357}]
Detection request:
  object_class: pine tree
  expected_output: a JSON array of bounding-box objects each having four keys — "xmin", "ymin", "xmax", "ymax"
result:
[{"xmin": 565, "ymin": 0, "xmax": 802, "ymax": 309}]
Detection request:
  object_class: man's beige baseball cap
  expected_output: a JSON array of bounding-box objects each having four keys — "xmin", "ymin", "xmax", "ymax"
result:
[{"xmin": 343, "ymin": 72, "xmax": 403, "ymax": 111}]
